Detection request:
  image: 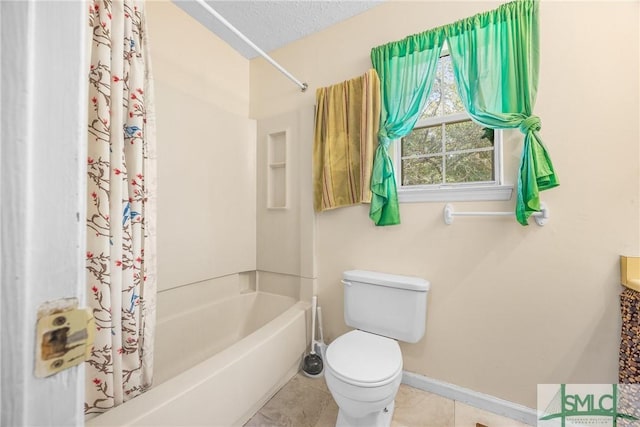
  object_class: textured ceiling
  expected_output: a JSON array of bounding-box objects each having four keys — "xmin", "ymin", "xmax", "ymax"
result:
[{"xmin": 174, "ymin": 0, "xmax": 383, "ymax": 59}]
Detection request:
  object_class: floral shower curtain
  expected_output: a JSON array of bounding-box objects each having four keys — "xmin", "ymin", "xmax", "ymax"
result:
[{"xmin": 85, "ymin": 0, "xmax": 157, "ymax": 416}]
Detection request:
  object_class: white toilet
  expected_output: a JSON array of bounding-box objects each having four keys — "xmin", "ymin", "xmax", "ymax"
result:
[{"xmin": 324, "ymin": 270, "xmax": 430, "ymax": 427}]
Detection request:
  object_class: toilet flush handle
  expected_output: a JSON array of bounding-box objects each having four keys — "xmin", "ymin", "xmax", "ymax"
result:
[{"xmin": 341, "ymin": 280, "xmax": 352, "ymax": 287}]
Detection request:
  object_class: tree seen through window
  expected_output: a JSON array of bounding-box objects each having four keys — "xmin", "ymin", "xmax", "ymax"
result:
[{"xmin": 400, "ymin": 54, "xmax": 495, "ymax": 187}]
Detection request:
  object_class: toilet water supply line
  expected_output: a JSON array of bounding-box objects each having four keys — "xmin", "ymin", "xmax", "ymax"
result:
[{"xmin": 194, "ymin": 0, "xmax": 308, "ymax": 92}]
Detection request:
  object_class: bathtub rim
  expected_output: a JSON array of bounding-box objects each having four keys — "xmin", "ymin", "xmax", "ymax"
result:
[
  {"xmin": 87, "ymin": 299, "xmax": 309, "ymax": 426},
  {"xmin": 152, "ymin": 289, "xmax": 300, "ymax": 387}
]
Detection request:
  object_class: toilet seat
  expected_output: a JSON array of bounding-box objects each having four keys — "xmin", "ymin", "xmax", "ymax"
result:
[{"xmin": 326, "ymin": 330, "xmax": 402, "ymax": 388}]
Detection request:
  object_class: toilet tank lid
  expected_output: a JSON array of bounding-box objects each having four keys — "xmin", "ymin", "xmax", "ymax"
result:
[{"xmin": 343, "ymin": 270, "xmax": 430, "ymax": 292}]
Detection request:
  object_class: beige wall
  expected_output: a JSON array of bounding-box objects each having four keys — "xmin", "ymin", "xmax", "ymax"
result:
[
  {"xmin": 250, "ymin": 1, "xmax": 640, "ymax": 408},
  {"xmin": 147, "ymin": 0, "xmax": 256, "ymax": 291}
]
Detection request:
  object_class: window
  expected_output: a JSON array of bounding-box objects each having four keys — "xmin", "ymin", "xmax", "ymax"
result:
[{"xmin": 395, "ymin": 49, "xmax": 512, "ymax": 202}]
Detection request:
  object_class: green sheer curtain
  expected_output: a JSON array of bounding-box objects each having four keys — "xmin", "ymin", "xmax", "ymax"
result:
[
  {"xmin": 369, "ymin": 31, "xmax": 444, "ymax": 225},
  {"xmin": 370, "ymin": 0, "xmax": 558, "ymax": 226},
  {"xmin": 445, "ymin": 0, "xmax": 558, "ymax": 225}
]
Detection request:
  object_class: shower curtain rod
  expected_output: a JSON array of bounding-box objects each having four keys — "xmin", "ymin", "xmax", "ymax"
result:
[{"xmin": 195, "ymin": 0, "xmax": 308, "ymax": 92}]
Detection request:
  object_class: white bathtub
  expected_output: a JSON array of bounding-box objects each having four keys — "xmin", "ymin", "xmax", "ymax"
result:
[{"xmin": 88, "ymin": 290, "xmax": 307, "ymax": 427}]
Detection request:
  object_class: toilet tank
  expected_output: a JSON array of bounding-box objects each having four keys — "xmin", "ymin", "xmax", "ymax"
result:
[{"xmin": 342, "ymin": 270, "xmax": 430, "ymax": 343}]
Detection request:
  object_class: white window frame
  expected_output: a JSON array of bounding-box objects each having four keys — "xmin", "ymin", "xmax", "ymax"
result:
[{"xmin": 393, "ymin": 54, "xmax": 513, "ymax": 203}]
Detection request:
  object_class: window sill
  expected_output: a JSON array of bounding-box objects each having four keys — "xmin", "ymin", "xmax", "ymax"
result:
[{"xmin": 398, "ymin": 184, "xmax": 513, "ymax": 203}]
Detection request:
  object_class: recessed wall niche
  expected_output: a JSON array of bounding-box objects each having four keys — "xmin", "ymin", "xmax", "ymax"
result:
[{"xmin": 267, "ymin": 130, "xmax": 287, "ymax": 209}]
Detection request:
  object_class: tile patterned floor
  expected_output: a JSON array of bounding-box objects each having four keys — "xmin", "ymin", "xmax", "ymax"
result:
[{"xmin": 244, "ymin": 373, "xmax": 531, "ymax": 427}]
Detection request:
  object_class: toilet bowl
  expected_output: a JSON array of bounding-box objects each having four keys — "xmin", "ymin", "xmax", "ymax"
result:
[
  {"xmin": 324, "ymin": 270, "xmax": 430, "ymax": 427},
  {"xmin": 325, "ymin": 330, "xmax": 403, "ymax": 427}
]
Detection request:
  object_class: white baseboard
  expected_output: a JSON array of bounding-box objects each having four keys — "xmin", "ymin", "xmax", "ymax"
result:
[{"xmin": 402, "ymin": 371, "xmax": 537, "ymax": 426}]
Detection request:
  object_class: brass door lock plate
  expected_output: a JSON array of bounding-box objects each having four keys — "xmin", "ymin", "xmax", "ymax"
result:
[{"xmin": 35, "ymin": 298, "xmax": 95, "ymax": 378}]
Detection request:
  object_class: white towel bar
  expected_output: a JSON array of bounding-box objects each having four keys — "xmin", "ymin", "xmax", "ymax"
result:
[{"xmin": 443, "ymin": 203, "xmax": 549, "ymax": 226}]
